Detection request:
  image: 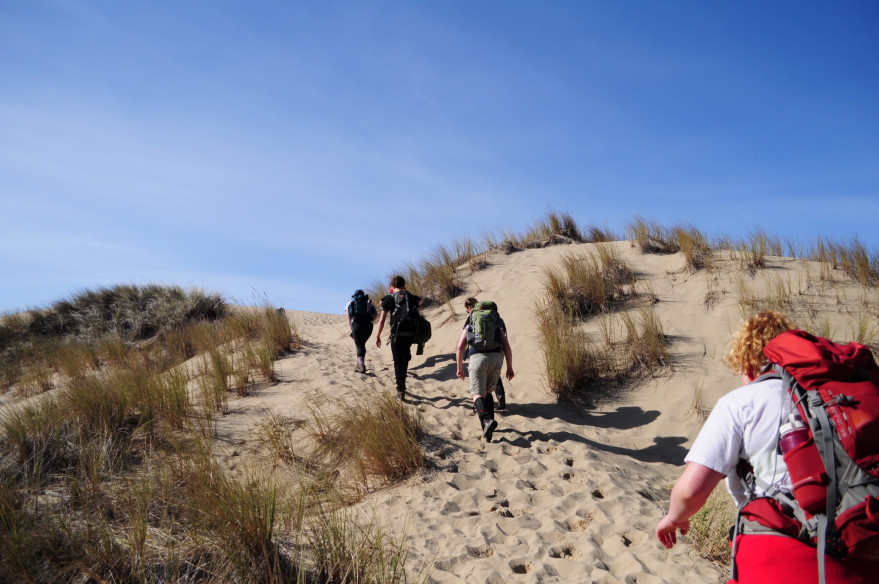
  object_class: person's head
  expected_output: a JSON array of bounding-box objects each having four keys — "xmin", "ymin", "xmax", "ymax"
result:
[
  {"xmin": 464, "ymin": 297, "xmax": 478, "ymax": 313},
  {"xmin": 724, "ymin": 310, "xmax": 796, "ymax": 381},
  {"xmin": 390, "ymin": 275, "xmax": 405, "ymax": 291}
]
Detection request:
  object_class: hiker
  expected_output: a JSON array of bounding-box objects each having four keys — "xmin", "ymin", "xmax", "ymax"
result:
[
  {"xmin": 455, "ymin": 299, "xmax": 515, "ymax": 442},
  {"xmin": 375, "ymin": 276, "xmax": 422, "ymax": 399},
  {"xmin": 346, "ymin": 289, "xmax": 377, "ymax": 374},
  {"xmin": 655, "ymin": 310, "xmax": 871, "ymax": 583},
  {"xmin": 464, "ymin": 297, "xmax": 507, "ymax": 410}
]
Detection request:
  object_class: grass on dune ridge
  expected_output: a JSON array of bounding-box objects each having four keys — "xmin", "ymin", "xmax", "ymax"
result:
[{"xmin": 4, "ymin": 210, "xmax": 879, "ymax": 580}]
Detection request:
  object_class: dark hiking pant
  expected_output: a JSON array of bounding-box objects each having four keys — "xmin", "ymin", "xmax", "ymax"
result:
[
  {"xmin": 351, "ymin": 321, "xmax": 373, "ymax": 358},
  {"xmin": 390, "ymin": 336, "xmax": 414, "ymax": 392}
]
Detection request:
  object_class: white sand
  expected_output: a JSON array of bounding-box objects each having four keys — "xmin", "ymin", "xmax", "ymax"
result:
[{"xmin": 211, "ymin": 241, "xmax": 875, "ymax": 583}]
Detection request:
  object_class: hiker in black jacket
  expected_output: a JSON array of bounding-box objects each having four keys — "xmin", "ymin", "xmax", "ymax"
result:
[
  {"xmin": 376, "ymin": 275, "xmax": 422, "ymax": 400},
  {"xmin": 346, "ymin": 289, "xmax": 377, "ymax": 374}
]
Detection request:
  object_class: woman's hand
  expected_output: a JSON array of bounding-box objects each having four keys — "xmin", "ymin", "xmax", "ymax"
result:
[
  {"xmin": 654, "ymin": 462, "xmax": 725, "ymax": 549},
  {"xmin": 655, "ymin": 515, "xmax": 689, "ymax": 549}
]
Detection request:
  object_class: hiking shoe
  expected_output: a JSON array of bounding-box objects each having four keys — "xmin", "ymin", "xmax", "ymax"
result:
[
  {"xmin": 482, "ymin": 419, "xmax": 498, "ymax": 443},
  {"xmin": 496, "ymin": 393, "xmax": 506, "ymax": 410}
]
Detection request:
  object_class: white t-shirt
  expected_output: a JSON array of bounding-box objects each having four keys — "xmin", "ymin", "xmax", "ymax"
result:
[{"xmin": 685, "ymin": 377, "xmax": 795, "ymax": 506}]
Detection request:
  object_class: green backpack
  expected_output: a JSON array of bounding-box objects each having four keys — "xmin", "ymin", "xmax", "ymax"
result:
[{"xmin": 468, "ymin": 301, "xmax": 501, "ymax": 352}]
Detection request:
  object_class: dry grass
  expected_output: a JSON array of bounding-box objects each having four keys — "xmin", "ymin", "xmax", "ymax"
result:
[
  {"xmin": 620, "ymin": 308, "xmax": 671, "ymax": 373},
  {"xmin": 534, "ymin": 300, "xmax": 603, "ymax": 402},
  {"xmin": 687, "ymin": 483, "xmax": 737, "ymax": 568},
  {"xmin": 811, "ymin": 236, "xmax": 879, "ymax": 287},
  {"xmin": 535, "ymin": 241, "xmax": 670, "ymax": 402},
  {"xmin": 672, "ymin": 224, "xmax": 713, "ymax": 271},
  {"xmin": 0, "ymin": 285, "xmax": 425, "ymax": 583},
  {"xmin": 689, "ymin": 380, "xmax": 711, "ymax": 424},
  {"xmin": 372, "ymin": 211, "xmax": 622, "ymax": 309},
  {"xmin": 626, "ymin": 216, "xmax": 680, "ymax": 254},
  {"xmin": 304, "ymin": 388, "xmax": 425, "ymax": 498},
  {"xmin": 526, "ymin": 209, "xmax": 585, "ymax": 244},
  {"xmin": 542, "ymin": 247, "xmax": 635, "ymax": 319}
]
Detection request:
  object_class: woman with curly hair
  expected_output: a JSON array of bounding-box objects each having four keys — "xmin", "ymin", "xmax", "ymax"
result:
[{"xmin": 655, "ymin": 310, "xmax": 870, "ymax": 583}]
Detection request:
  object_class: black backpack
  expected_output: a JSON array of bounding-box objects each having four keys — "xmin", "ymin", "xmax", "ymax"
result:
[
  {"xmin": 348, "ymin": 290, "xmax": 375, "ymax": 322},
  {"xmin": 390, "ymin": 291, "xmax": 419, "ymax": 338}
]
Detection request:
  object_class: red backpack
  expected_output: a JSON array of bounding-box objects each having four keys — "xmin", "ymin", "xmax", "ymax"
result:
[{"xmin": 736, "ymin": 330, "xmax": 879, "ymax": 581}]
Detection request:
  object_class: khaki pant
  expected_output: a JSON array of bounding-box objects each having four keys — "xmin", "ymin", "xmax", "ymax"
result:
[{"xmin": 468, "ymin": 351, "xmax": 503, "ymax": 396}]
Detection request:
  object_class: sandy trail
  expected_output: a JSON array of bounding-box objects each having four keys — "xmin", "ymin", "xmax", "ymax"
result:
[{"xmin": 213, "ymin": 242, "xmax": 872, "ymax": 583}]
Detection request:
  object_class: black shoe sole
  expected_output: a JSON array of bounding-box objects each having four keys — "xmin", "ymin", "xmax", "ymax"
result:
[{"xmin": 482, "ymin": 419, "xmax": 498, "ymax": 442}]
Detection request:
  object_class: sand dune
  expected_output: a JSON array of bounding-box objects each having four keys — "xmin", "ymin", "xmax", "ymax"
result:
[{"xmin": 211, "ymin": 241, "xmax": 873, "ymax": 583}]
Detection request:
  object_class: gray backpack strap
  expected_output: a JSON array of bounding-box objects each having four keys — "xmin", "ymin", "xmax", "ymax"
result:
[
  {"xmin": 776, "ymin": 366, "xmax": 838, "ymax": 584},
  {"xmin": 811, "ymin": 391, "xmax": 838, "ymax": 584}
]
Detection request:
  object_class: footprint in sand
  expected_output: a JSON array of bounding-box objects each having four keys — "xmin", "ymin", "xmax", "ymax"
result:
[
  {"xmin": 510, "ymin": 561, "xmax": 534, "ymax": 574},
  {"xmin": 562, "ymin": 515, "xmax": 591, "ymax": 532},
  {"xmin": 619, "ymin": 530, "xmax": 649, "ymax": 548},
  {"xmin": 466, "ymin": 543, "xmax": 494, "ymax": 558},
  {"xmin": 548, "ymin": 543, "xmax": 579, "ymax": 560}
]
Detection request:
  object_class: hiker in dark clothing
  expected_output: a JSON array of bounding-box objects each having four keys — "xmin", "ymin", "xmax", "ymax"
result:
[
  {"xmin": 346, "ymin": 289, "xmax": 377, "ymax": 374},
  {"xmin": 376, "ymin": 275, "xmax": 422, "ymax": 400}
]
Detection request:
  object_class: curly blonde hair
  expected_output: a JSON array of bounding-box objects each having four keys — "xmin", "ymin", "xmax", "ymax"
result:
[{"xmin": 724, "ymin": 310, "xmax": 796, "ymax": 379}]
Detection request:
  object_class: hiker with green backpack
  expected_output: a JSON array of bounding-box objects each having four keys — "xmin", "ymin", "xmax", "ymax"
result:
[
  {"xmin": 455, "ymin": 299, "xmax": 515, "ymax": 443},
  {"xmin": 464, "ymin": 297, "xmax": 507, "ymax": 409}
]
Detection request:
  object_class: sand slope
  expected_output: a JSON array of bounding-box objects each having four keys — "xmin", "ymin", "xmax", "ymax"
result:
[{"xmin": 213, "ymin": 241, "xmax": 874, "ymax": 583}]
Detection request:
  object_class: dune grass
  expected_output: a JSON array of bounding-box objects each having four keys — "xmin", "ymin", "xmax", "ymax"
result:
[
  {"xmin": 0, "ymin": 285, "xmax": 424, "ymax": 583},
  {"xmin": 542, "ymin": 246, "xmax": 635, "ymax": 320},
  {"xmin": 22, "ymin": 284, "xmax": 226, "ymax": 342},
  {"xmin": 626, "ymin": 216, "xmax": 681, "ymax": 255},
  {"xmin": 620, "ymin": 308, "xmax": 671, "ymax": 372},
  {"xmin": 672, "ymin": 224, "xmax": 714, "ymax": 271},
  {"xmin": 534, "ymin": 300, "xmax": 603, "ymax": 402},
  {"xmin": 304, "ymin": 388, "xmax": 425, "ymax": 498},
  {"xmin": 371, "ymin": 211, "xmax": 621, "ymax": 310},
  {"xmin": 687, "ymin": 484, "xmax": 738, "ymax": 568},
  {"xmin": 535, "ymin": 243, "xmax": 669, "ymax": 402}
]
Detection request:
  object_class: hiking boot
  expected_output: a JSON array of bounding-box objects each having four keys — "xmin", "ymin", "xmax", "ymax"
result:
[
  {"xmin": 482, "ymin": 418, "xmax": 498, "ymax": 443},
  {"xmin": 496, "ymin": 392, "xmax": 506, "ymax": 410}
]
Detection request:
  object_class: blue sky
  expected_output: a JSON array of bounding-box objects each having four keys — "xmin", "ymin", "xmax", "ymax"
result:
[{"xmin": 2, "ymin": 1, "xmax": 877, "ymax": 315}]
